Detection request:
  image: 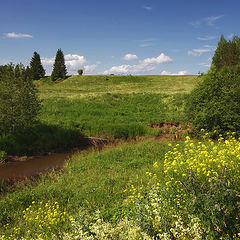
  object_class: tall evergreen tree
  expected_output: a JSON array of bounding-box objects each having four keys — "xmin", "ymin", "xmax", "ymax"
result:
[
  {"xmin": 51, "ymin": 49, "xmax": 67, "ymax": 81},
  {"xmin": 30, "ymin": 51, "xmax": 45, "ymax": 80},
  {"xmin": 212, "ymin": 35, "xmax": 240, "ymax": 71}
]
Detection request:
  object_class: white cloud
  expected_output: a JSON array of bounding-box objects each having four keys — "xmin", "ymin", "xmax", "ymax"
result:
[
  {"xmin": 161, "ymin": 70, "xmax": 189, "ymax": 75},
  {"xmin": 142, "ymin": 5, "xmax": 152, "ymax": 11},
  {"xmin": 103, "ymin": 53, "xmax": 172, "ymax": 74},
  {"xmin": 187, "ymin": 48, "xmax": 212, "ymax": 57},
  {"xmin": 197, "ymin": 36, "xmax": 216, "ymax": 41},
  {"xmin": 199, "ymin": 57, "xmax": 212, "ymax": 68},
  {"xmin": 5, "ymin": 32, "xmax": 33, "ymax": 38},
  {"xmin": 41, "ymin": 57, "xmax": 55, "ymax": 66},
  {"xmin": 41, "ymin": 54, "xmax": 92, "ymax": 75},
  {"xmin": 205, "ymin": 15, "xmax": 224, "ymax": 26},
  {"xmin": 190, "ymin": 15, "xmax": 224, "ymax": 27},
  {"xmin": 84, "ymin": 64, "xmax": 97, "ymax": 73},
  {"xmin": 64, "ymin": 54, "xmax": 87, "ymax": 70},
  {"xmin": 122, "ymin": 54, "xmax": 138, "ymax": 61}
]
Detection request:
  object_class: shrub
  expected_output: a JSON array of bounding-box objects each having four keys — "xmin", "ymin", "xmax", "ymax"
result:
[
  {"xmin": 186, "ymin": 65, "xmax": 240, "ymax": 136},
  {"xmin": 78, "ymin": 69, "xmax": 83, "ymax": 75}
]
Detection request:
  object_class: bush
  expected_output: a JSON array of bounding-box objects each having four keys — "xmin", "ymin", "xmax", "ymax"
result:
[
  {"xmin": 78, "ymin": 69, "xmax": 83, "ymax": 75},
  {"xmin": 186, "ymin": 66, "xmax": 240, "ymax": 136}
]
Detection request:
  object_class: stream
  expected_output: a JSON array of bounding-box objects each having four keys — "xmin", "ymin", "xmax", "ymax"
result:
[{"xmin": 0, "ymin": 151, "xmax": 73, "ymax": 180}]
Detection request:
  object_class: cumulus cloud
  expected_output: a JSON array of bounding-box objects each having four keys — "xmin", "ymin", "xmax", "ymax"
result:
[
  {"xmin": 122, "ymin": 54, "xmax": 138, "ymax": 61},
  {"xmin": 64, "ymin": 54, "xmax": 87, "ymax": 70},
  {"xmin": 41, "ymin": 57, "xmax": 55, "ymax": 66},
  {"xmin": 42, "ymin": 54, "xmax": 87, "ymax": 69},
  {"xmin": 5, "ymin": 32, "xmax": 33, "ymax": 38},
  {"xmin": 187, "ymin": 48, "xmax": 213, "ymax": 57},
  {"xmin": 103, "ymin": 53, "xmax": 172, "ymax": 74},
  {"xmin": 161, "ymin": 70, "xmax": 189, "ymax": 75},
  {"xmin": 84, "ymin": 61, "xmax": 101, "ymax": 74}
]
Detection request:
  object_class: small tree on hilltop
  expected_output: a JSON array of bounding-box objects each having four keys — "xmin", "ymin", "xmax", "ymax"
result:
[
  {"xmin": 78, "ymin": 69, "xmax": 83, "ymax": 75},
  {"xmin": 51, "ymin": 49, "xmax": 67, "ymax": 81},
  {"xmin": 30, "ymin": 51, "xmax": 45, "ymax": 80}
]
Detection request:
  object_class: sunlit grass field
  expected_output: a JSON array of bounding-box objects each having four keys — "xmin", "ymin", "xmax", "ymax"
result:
[{"xmin": 38, "ymin": 75, "xmax": 198, "ymax": 138}]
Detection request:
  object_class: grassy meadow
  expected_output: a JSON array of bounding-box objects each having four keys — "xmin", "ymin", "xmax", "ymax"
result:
[
  {"xmin": 38, "ymin": 75, "xmax": 197, "ymax": 140},
  {"xmin": 1, "ymin": 75, "xmax": 239, "ymax": 239},
  {"xmin": 1, "ymin": 75, "xmax": 198, "ymax": 155}
]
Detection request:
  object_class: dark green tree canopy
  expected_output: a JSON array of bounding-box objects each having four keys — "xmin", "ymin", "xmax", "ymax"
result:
[
  {"xmin": 186, "ymin": 34, "xmax": 240, "ymax": 136},
  {"xmin": 51, "ymin": 49, "xmax": 67, "ymax": 81},
  {"xmin": 0, "ymin": 64, "xmax": 41, "ymax": 134},
  {"xmin": 212, "ymin": 35, "xmax": 240, "ymax": 71},
  {"xmin": 30, "ymin": 51, "xmax": 45, "ymax": 80},
  {"xmin": 78, "ymin": 69, "xmax": 83, "ymax": 75}
]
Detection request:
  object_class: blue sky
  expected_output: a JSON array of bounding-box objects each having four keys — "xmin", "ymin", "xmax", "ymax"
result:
[{"xmin": 1, "ymin": 0, "xmax": 240, "ymax": 75}]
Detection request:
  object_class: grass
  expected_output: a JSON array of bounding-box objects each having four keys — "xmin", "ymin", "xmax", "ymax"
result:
[
  {"xmin": 1, "ymin": 75, "xmax": 198, "ymax": 155},
  {"xmin": 0, "ymin": 139, "xmax": 171, "ymax": 228},
  {"xmin": 0, "ymin": 75, "xmax": 239, "ymax": 239},
  {"xmin": 38, "ymin": 75, "xmax": 198, "ymax": 98},
  {"xmin": 38, "ymin": 75, "xmax": 197, "ymax": 138}
]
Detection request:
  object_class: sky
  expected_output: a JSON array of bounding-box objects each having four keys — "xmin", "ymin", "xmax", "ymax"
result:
[{"xmin": 1, "ymin": 0, "xmax": 240, "ymax": 75}]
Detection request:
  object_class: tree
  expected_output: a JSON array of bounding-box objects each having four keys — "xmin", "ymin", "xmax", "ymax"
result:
[
  {"xmin": 212, "ymin": 35, "xmax": 240, "ymax": 71},
  {"xmin": 0, "ymin": 64, "xmax": 41, "ymax": 134},
  {"xmin": 78, "ymin": 69, "xmax": 83, "ymax": 75},
  {"xmin": 30, "ymin": 51, "xmax": 45, "ymax": 80},
  {"xmin": 51, "ymin": 49, "xmax": 67, "ymax": 81}
]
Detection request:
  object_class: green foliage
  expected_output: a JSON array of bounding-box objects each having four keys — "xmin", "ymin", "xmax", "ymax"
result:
[
  {"xmin": 51, "ymin": 49, "xmax": 67, "ymax": 81},
  {"xmin": 0, "ymin": 64, "xmax": 41, "ymax": 135},
  {"xmin": 0, "ymin": 123, "xmax": 85, "ymax": 155},
  {"xmin": 30, "ymin": 51, "xmax": 45, "ymax": 80},
  {"xmin": 212, "ymin": 35, "xmax": 240, "ymax": 71},
  {"xmin": 0, "ymin": 151, "xmax": 6, "ymax": 163},
  {"xmin": 78, "ymin": 69, "xmax": 83, "ymax": 75},
  {"xmin": 126, "ymin": 136, "xmax": 240, "ymax": 239},
  {"xmin": 112, "ymin": 123, "xmax": 147, "ymax": 139},
  {"xmin": 186, "ymin": 66, "xmax": 240, "ymax": 135}
]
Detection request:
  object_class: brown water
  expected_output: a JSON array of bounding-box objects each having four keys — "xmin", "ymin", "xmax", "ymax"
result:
[{"xmin": 0, "ymin": 152, "xmax": 72, "ymax": 180}]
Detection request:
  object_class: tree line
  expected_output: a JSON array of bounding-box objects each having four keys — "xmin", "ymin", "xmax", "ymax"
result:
[{"xmin": 186, "ymin": 35, "xmax": 240, "ymax": 136}]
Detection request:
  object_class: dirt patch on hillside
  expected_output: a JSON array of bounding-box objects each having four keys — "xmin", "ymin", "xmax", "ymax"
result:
[{"xmin": 149, "ymin": 122, "xmax": 192, "ymax": 140}]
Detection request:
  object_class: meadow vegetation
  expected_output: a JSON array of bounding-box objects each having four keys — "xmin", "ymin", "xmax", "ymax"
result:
[
  {"xmin": 1, "ymin": 74, "xmax": 197, "ymax": 155},
  {"xmin": 1, "ymin": 35, "xmax": 240, "ymax": 238}
]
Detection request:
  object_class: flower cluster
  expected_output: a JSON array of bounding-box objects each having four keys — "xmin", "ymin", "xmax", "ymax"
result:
[
  {"xmin": 22, "ymin": 200, "xmax": 67, "ymax": 238},
  {"xmin": 126, "ymin": 134, "xmax": 240, "ymax": 239}
]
